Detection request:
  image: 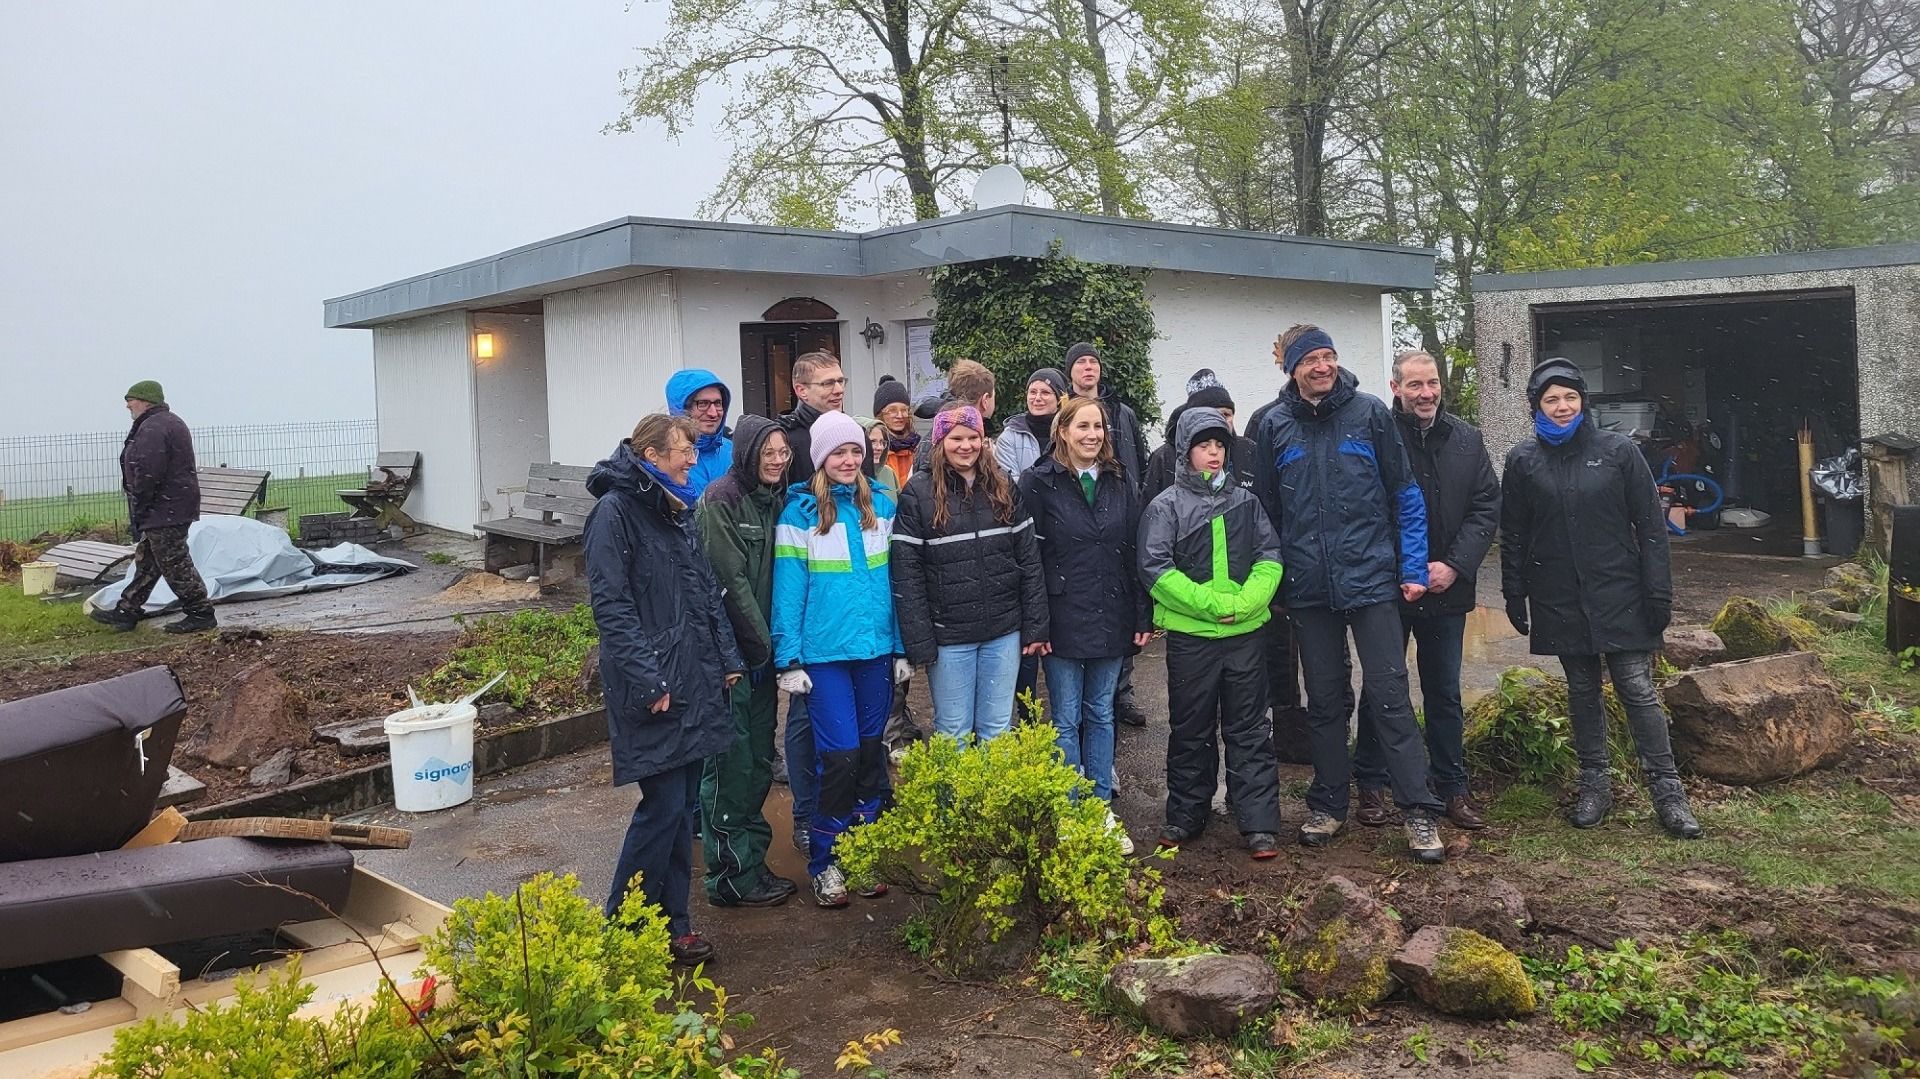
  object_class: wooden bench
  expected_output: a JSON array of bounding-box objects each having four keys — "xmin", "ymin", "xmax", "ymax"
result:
[
  {"xmin": 37, "ymin": 539, "xmax": 138, "ymax": 586},
  {"xmin": 195, "ymin": 466, "xmax": 271, "ymax": 518},
  {"xmin": 475, "ymin": 463, "xmax": 594, "ymax": 578},
  {"xmin": 337, "ymin": 451, "xmax": 421, "ymax": 532}
]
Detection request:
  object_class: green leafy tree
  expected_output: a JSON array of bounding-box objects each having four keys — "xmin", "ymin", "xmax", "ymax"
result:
[{"xmin": 929, "ymin": 244, "xmax": 1160, "ymax": 428}]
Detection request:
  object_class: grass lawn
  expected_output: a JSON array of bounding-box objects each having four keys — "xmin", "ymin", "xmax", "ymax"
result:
[
  {"xmin": 0, "ymin": 583, "xmax": 153, "ymax": 664},
  {"xmin": 0, "ymin": 472, "xmax": 363, "ymax": 541}
]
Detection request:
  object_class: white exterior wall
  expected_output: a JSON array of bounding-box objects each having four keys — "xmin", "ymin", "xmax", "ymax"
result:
[
  {"xmin": 1143, "ymin": 273, "xmax": 1392, "ymax": 425},
  {"xmin": 371, "ymin": 312, "xmax": 478, "ymax": 532},
  {"xmin": 543, "ymin": 274, "xmax": 683, "ymax": 466},
  {"xmin": 471, "ymin": 313, "xmax": 549, "ymax": 519},
  {"xmin": 674, "ymin": 271, "xmax": 933, "ymax": 417}
]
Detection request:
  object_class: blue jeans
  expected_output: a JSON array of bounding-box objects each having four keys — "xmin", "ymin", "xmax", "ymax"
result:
[
  {"xmin": 805, "ymin": 657, "xmax": 893, "ymax": 877},
  {"xmin": 785, "ymin": 693, "xmax": 816, "ymax": 824},
  {"xmin": 1355, "ymin": 610, "xmax": 1468, "ymax": 798},
  {"xmin": 927, "ymin": 631, "xmax": 1021, "ymax": 742},
  {"xmin": 607, "ymin": 759, "xmax": 700, "ymax": 936},
  {"xmin": 1043, "ymin": 655, "xmax": 1121, "ymax": 801}
]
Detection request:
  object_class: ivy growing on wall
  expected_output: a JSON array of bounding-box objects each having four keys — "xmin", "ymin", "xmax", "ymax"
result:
[{"xmin": 929, "ymin": 243, "xmax": 1160, "ymax": 429}]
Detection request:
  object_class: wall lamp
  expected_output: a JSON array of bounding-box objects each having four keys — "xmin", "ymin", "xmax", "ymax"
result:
[
  {"xmin": 860, "ymin": 320, "xmax": 886, "ymax": 348},
  {"xmin": 474, "ymin": 332, "xmax": 495, "ymax": 360}
]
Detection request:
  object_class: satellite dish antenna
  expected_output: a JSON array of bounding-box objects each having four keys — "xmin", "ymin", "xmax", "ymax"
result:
[{"xmin": 973, "ymin": 164, "xmax": 1027, "ymax": 209}]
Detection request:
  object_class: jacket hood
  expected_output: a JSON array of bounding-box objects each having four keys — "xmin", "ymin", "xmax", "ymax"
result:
[
  {"xmin": 1282, "ymin": 367, "xmax": 1359, "ymax": 419},
  {"xmin": 727, "ymin": 414, "xmax": 783, "ymax": 490},
  {"xmin": 587, "ymin": 441, "xmax": 666, "ymax": 505},
  {"xmin": 1526, "ymin": 357, "xmax": 1587, "ymax": 410},
  {"xmin": 666, "ymin": 368, "xmax": 732, "ymax": 428},
  {"xmin": 1174, "ymin": 407, "xmax": 1235, "ymax": 489}
]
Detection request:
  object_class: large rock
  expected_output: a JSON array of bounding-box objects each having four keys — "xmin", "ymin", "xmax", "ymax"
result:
[
  {"xmin": 1826, "ymin": 562, "xmax": 1876, "ymax": 601},
  {"xmin": 1660, "ymin": 626, "xmax": 1727, "ymax": 670},
  {"xmin": 1809, "ymin": 588, "xmax": 1862, "ymax": 614},
  {"xmin": 1664, "ymin": 651, "xmax": 1852, "ymax": 785},
  {"xmin": 1104, "ymin": 954, "xmax": 1280, "ymax": 1039},
  {"xmin": 1277, "ymin": 876, "xmax": 1404, "ymax": 1013},
  {"xmin": 1444, "ymin": 877, "xmax": 1534, "ymax": 949},
  {"xmin": 1389, "ymin": 926, "xmax": 1536, "ymax": 1019},
  {"xmin": 1709, "ymin": 596, "xmax": 1794, "ymax": 660},
  {"xmin": 180, "ymin": 663, "xmax": 311, "ymax": 769}
]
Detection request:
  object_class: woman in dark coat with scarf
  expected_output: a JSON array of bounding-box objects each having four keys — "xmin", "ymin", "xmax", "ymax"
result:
[
  {"xmin": 1018, "ymin": 396, "xmax": 1152, "ymax": 854},
  {"xmin": 1500, "ymin": 358, "xmax": 1701, "ymax": 838},
  {"xmin": 585, "ymin": 413, "xmax": 747, "ymax": 966}
]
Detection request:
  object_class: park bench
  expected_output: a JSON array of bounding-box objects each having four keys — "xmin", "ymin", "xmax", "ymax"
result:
[
  {"xmin": 336, "ymin": 451, "xmax": 421, "ymax": 532},
  {"xmin": 37, "ymin": 466, "xmax": 280, "ymax": 585},
  {"xmin": 475, "ymin": 462, "xmax": 594, "ymax": 579}
]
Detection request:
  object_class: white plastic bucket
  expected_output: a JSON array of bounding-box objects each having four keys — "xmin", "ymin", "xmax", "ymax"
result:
[
  {"xmin": 21, "ymin": 561, "xmax": 57, "ymax": 596},
  {"xmin": 384, "ymin": 702, "xmax": 477, "ymax": 812}
]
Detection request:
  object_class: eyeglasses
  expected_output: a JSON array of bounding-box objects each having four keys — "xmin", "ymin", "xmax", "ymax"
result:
[
  {"xmin": 762, "ymin": 447, "xmax": 794, "ymax": 461},
  {"xmin": 688, "ymin": 398, "xmax": 726, "ymax": 413},
  {"xmin": 806, "ymin": 377, "xmax": 848, "ymax": 389}
]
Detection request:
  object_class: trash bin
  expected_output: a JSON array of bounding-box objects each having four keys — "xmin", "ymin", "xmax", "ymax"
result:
[{"xmin": 1823, "ymin": 497, "xmax": 1864, "ymax": 558}]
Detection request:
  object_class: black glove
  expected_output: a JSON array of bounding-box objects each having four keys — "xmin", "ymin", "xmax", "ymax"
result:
[
  {"xmin": 1505, "ymin": 597, "xmax": 1530, "ymax": 636},
  {"xmin": 1647, "ymin": 600, "xmax": 1671, "ymax": 636}
]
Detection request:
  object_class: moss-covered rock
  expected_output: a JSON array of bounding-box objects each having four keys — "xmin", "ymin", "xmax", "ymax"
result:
[
  {"xmin": 1825, "ymin": 562, "xmax": 1876, "ymax": 601},
  {"xmin": 1275, "ymin": 876, "xmax": 1403, "ymax": 1014},
  {"xmin": 1463, "ymin": 667, "xmax": 1634, "ymax": 784},
  {"xmin": 1389, "ymin": 925, "xmax": 1536, "ymax": 1019},
  {"xmin": 1710, "ymin": 596, "xmax": 1793, "ymax": 660}
]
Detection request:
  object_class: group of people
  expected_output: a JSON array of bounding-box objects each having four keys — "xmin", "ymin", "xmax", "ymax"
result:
[{"xmin": 586, "ymin": 331, "xmax": 1702, "ymax": 968}]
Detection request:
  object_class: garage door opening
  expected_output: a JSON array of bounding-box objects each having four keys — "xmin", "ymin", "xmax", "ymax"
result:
[{"xmin": 1534, "ymin": 289, "xmax": 1859, "ymax": 555}]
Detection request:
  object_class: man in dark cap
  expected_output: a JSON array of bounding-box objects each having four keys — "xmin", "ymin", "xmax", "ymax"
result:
[{"xmin": 91, "ymin": 380, "xmax": 215, "ymax": 633}]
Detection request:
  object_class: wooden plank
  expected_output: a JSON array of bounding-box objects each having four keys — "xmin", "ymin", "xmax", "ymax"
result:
[
  {"xmin": 119, "ymin": 807, "xmax": 187, "ymax": 849},
  {"xmin": 100, "ymin": 948, "xmax": 180, "ymax": 1001},
  {"xmin": 529, "ymin": 462, "xmax": 593, "ymax": 482},
  {"xmin": 523, "ymin": 493, "xmax": 597, "ymax": 518},
  {"xmin": 478, "ymin": 519, "xmax": 581, "ymax": 542},
  {"xmin": 342, "ymin": 866, "xmax": 450, "ymax": 936},
  {"xmin": 524, "ymin": 475, "xmax": 592, "ymax": 498},
  {"xmin": 375, "ymin": 451, "xmax": 420, "ymax": 469},
  {"xmin": 0, "ymin": 999, "xmax": 137, "ymax": 1054}
]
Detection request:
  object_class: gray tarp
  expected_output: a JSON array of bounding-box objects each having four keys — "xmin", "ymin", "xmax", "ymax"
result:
[{"xmin": 87, "ymin": 515, "xmax": 413, "ymax": 613}]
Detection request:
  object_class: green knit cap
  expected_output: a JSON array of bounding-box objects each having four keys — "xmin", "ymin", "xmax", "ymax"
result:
[{"xmin": 125, "ymin": 380, "xmax": 165, "ymax": 405}]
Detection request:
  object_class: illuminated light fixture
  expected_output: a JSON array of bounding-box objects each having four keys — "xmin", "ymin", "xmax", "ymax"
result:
[{"xmin": 474, "ymin": 332, "xmax": 495, "ymax": 360}]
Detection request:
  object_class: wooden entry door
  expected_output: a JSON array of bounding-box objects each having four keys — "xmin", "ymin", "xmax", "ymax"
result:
[{"xmin": 740, "ymin": 322, "xmax": 842, "ymax": 418}]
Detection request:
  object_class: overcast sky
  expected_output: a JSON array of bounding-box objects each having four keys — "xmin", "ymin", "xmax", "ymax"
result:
[{"xmin": 1, "ymin": 2, "xmax": 720, "ymax": 437}]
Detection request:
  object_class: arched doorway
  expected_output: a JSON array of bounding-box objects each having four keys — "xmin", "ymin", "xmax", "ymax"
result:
[{"xmin": 740, "ymin": 298, "xmax": 842, "ymax": 417}]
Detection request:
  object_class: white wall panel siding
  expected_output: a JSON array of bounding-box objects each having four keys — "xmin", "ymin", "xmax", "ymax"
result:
[
  {"xmin": 472, "ymin": 314, "xmax": 550, "ymax": 518},
  {"xmin": 1144, "ymin": 273, "xmax": 1391, "ymax": 431},
  {"xmin": 675, "ymin": 271, "xmax": 933, "ymax": 420},
  {"xmin": 543, "ymin": 274, "xmax": 683, "ymax": 466},
  {"xmin": 372, "ymin": 313, "xmax": 478, "ymax": 532}
]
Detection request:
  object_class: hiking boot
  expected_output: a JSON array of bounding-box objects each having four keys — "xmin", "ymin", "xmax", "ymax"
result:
[
  {"xmin": 1105, "ymin": 807, "xmax": 1135, "ymax": 856},
  {"xmin": 162, "ymin": 609, "xmax": 217, "ymax": 634},
  {"xmin": 88, "ymin": 606, "xmax": 141, "ymax": 632},
  {"xmin": 1114, "ymin": 696, "xmax": 1148, "ymax": 729},
  {"xmin": 1445, "ymin": 794, "xmax": 1487, "ymax": 830},
  {"xmin": 1570, "ymin": 770, "xmax": 1614, "ymax": 829},
  {"xmin": 1354, "ymin": 786, "xmax": 1390, "ymax": 826},
  {"xmin": 791, "ymin": 820, "xmax": 810, "ymax": 858},
  {"xmin": 669, "ymin": 933, "xmax": 716, "ymax": 967},
  {"xmin": 1298, "ymin": 812, "xmax": 1347, "ymax": 848},
  {"xmin": 709, "ymin": 873, "xmax": 796, "ymax": 908},
  {"xmin": 811, "ymin": 866, "xmax": 850, "ymax": 908},
  {"xmin": 1157, "ymin": 822, "xmax": 1199, "ymax": 849},
  {"xmin": 1247, "ymin": 832, "xmax": 1281, "ymax": 860},
  {"xmin": 1405, "ymin": 814, "xmax": 1446, "ymax": 865},
  {"xmin": 1650, "ymin": 778, "xmax": 1704, "ymax": 840}
]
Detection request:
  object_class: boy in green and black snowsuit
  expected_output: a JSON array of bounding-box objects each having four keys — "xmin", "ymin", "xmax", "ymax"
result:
[
  {"xmin": 1137, "ymin": 407, "xmax": 1286, "ymax": 858},
  {"xmin": 694, "ymin": 415, "xmax": 800, "ymax": 907}
]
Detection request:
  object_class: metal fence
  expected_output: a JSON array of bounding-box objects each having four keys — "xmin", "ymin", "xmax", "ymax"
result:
[{"xmin": 0, "ymin": 420, "xmax": 378, "ymax": 541}]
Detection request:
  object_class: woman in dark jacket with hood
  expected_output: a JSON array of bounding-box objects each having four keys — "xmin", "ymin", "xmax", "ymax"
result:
[
  {"xmin": 585, "ymin": 414, "xmax": 747, "ymax": 966},
  {"xmin": 1018, "ymin": 396, "xmax": 1151, "ymax": 853},
  {"xmin": 1501, "ymin": 358, "xmax": 1701, "ymax": 839}
]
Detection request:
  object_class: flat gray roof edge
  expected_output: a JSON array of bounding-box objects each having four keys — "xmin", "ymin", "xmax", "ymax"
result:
[
  {"xmin": 1473, "ymin": 243, "xmax": 1920, "ymax": 293},
  {"xmin": 326, "ymin": 207, "xmax": 1437, "ymax": 328}
]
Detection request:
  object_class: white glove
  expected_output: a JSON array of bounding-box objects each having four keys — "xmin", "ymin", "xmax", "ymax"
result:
[
  {"xmin": 893, "ymin": 658, "xmax": 913, "ymax": 685},
  {"xmin": 776, "ymin": 669, "xmax": 812, "ymax": 695}
]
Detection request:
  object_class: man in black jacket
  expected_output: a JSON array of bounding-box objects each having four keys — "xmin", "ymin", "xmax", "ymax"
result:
[
  {"xmin": 778, "ymin": 351, "xmax": 847, "ymax": 486},
  {"xmin": 1352, "ymin": 352, "xmax": 1499, "ymax": 830},
  {"xmin": 91, "ymin": 381, "xmax": 214, "ymax": 634}
]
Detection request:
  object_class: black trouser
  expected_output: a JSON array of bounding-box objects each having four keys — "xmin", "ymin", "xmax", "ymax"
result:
[
  {"xmin": 116, "ymin": 524, "xmax": 212, "ymax": 616},
  {"xmin": 1163, "ymin": 631, "xmax": 1281, "ymax": 835},
  {"xmin": 608, "ymin": 760, "xmax": 700, "ymax": 935},
  {"xmin": 1560, "ymin": 652, "xmax": 1681, "ymax": 783},
  {"xmin": 1290, "ymin": 602, "xmax": 1442, "ymax": 819},
  {"xmin": 1264, "ymin": 604, "xmax": 1301, "ymax": 712},
  {"xmin": 1356, "ymin": 609, "xmax": 1469, "ymax": 799},
  {"xmin": 1014, "ymin": 654, "xmax": 1044, "ymax": 723}
]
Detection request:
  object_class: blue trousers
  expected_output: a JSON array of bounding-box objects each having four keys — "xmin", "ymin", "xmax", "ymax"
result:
[
  {"xmin": 1355, "ymin": 610, "xmax": 1469, "ymax": 798},
  {"xmin": 805, "ymin": 657, "xmax": 892, "ymax": 877},
  {"xmin": 1043, "ymin": 655, "xmax": 1121, "ymax": 801},
  {"xmin": 607, "ymin": 759, "xmax": 700, "ymax": 936},
  {"xmin": 927, "ymin": 631, "xmax": 1021, "ymax": 742}
]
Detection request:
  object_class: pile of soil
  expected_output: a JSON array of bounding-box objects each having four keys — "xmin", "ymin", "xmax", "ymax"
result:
[{"xmin": 0, "ymin": 628, "xmax": 459, "ymax": 805}]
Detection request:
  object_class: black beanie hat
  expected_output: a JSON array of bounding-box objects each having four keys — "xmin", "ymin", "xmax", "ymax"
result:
[
  {"xmin": 1064, "ymin": 341, "xmax": 1100, "ymax": 366},
  {"xmin": 1184, "ymin": 368, "xmax": 1234, "ymax": 412},
  {"xmin": 874, "ymin": 374, "xmax": 911, "ymax": 413},
  {"xmin": 1027, "ymin": 367, "xmax": 1068, "ymax": 401},
  {"xmin": 1526, "ymin": 357, "xmax": 1588, "ymax": 411}
]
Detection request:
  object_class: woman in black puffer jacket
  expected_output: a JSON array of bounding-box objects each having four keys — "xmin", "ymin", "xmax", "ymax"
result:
[{"xmin": 891, "ymin": 405, "xmax": 1048, "ymax": 742}]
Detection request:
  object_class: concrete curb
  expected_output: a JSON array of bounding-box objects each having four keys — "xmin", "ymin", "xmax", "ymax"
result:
[{"xmin": 185, "ymin": 707, "xmax": 609, "ymax": 821}]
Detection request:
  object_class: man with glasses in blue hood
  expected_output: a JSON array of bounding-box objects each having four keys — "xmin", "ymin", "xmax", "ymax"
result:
[{"xmin": 666, "ymin": 368, "xmax": 735, "ymax": 496}]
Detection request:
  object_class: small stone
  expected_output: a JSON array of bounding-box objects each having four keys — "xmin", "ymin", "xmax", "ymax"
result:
[
  {"xmin": 1808, "ymin": 588, "xmax": 1861, "ymax": 614},
  {"xmin": 1104, "ymin": 954, "xmax": 1281, "ymax": 1039},
  {"xmin": 1665, "ymin": 651, "xmax": 1853, "ymax": 785},
  {"xmin": 1806, "ymin": 607, "xmax": 1865, "ymax": 632},
  {"xmin": 156, "ymin": 766, "xmax": 206, "ymax": 808},
  {"xmin": 1660, "ymin": 626, "xmax": 1727, "ymax": 670},
  {"xmin": 1276, "ymin": 876, "xmax": 1404, "ymax": 1013},
  {"xmin": 248, "ymin": 747, "xmax": 296, "ymax": 788},
  {"xmin": 498, "ymin": 563, "xmax": 537, "ymax": 581},
  {"xmin": 314, "ymin": 716, "xmax": 391, "ymax": 756},
  {"xmin": 1709, "ymin": 596, "xmax": 1794, "ymax": 660},
  {"xmin": 1389, "ymin": 925, "xmax": 1536, "ymax": 1018},
  {"xmin": 1825, "ymin": 562, "xmax": 1875, "ymax": 599},
  {"xmin": 1448, "ymin": 877, "xmax": 1533, "ymax": 949},
  {"xmin": 579, "ymin": 644, "xmax": 602, "ymax": 696},
  {"xmin": 477, "ymin": 701, "xmax": 518, "ymax": 726}
]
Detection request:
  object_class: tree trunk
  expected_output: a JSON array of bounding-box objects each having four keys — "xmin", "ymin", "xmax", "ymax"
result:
[
  {"xmin": 882, "ymin": 0, "xmax": 942, "ymax": 219},
  {"xmin": 1080, "ymin": 0, "xmax": 1124, "ymax": 216}
]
